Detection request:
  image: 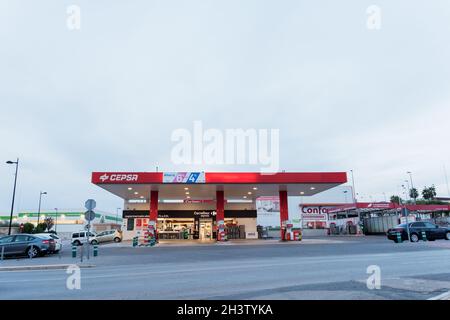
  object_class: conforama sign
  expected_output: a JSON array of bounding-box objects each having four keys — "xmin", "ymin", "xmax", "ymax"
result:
[
  {"xmin": 301, "ymin": 206, "xmax": 329, "ymax": 214},
  {"xmin": 300, "ymin": 206, "xmax": 329, "ymax": 221}
]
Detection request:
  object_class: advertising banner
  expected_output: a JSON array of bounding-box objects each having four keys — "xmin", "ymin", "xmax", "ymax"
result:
[
  {"xmin": 256, "ymin": 196, "xmax": 280, "ymax": 227},
  {"xmin": 163, "ymin": 172, "xmax": 206, "ymax": 184}
]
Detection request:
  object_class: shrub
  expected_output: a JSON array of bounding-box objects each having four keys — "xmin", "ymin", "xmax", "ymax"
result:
[
  {"xmin": 34, "ymin": 223, "xmax": 47, "ymax": 233},
  {"xmin": 22, "ymin": 222, "xmax": 35, "ymax": 234}
]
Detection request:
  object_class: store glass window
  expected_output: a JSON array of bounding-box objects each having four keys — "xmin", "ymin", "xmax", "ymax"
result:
[{"xmin": 127, "ymin": 218, "xmax": 134, "ymax": 231}]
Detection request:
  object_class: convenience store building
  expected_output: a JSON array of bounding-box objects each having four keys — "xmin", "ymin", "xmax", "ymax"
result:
[{"xmin": 91, "ymin": 171, "xmax": 347, "ymax": 241}]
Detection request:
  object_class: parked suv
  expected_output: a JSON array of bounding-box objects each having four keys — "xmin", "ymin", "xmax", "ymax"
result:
[
  {"xmin": 71, "ymin": 231, "xmax": 98, "ymax": 246},
  {"xmin": 0, "ymin": 234, "xmax": 56, "ymax": 258},
  {"xmin": 387, "ymin": 222, "xmax": 450, "ymax": 242},
  {"xmin": 96, "ymin": 230, "xmax": 122, "ymax": 243}
]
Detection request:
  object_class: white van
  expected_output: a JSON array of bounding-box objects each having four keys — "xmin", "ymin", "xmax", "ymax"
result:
[{"xmin": 71, "ymin": 231, "xmax": 98, "ymax": 246}]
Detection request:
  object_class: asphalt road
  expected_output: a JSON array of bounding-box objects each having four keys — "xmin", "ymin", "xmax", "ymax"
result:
[{"xmin": 0, "ymin": 236, "xmax": 449, "ymax": 300}]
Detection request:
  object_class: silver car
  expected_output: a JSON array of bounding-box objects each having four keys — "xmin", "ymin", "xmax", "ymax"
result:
[{"xmin": 95, "ymin": 230, "xmax": 122, "ymax": 243}]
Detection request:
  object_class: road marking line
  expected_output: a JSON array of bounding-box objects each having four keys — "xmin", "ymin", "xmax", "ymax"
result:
[{"xmin": 428, "ymin": 290, "xmax": 450, "ymax": 300}]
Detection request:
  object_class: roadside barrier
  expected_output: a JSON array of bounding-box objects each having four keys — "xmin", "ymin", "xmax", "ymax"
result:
[
  {"xmin": 72, "ymin": 245, "xmax": 77, "ymax": 258},
  {"xmin": 93, "ymin": 244, "xmax": 98, "ymax": 257},
  {"xmin": 396, "ymin": 232, "xmax": 402, "ymax": 243},
  {"xmin": 421, "ymin": 231, "xmax": 427, "ymax": 241}
]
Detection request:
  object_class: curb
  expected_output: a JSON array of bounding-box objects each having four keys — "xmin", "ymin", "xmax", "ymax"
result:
[
  {"xmin": 0, "ymin": 264, "xmax": 95, "ymax": 272},
  {"xmin": 428, "ymin": 290, "xmax": 450, "ymax": 300}
]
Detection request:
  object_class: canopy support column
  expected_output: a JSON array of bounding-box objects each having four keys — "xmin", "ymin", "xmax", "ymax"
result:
[
  {"xmin": 279, "ymin": 190, "xmax": 289, "ymax": 240},
  {"xmin": 216, "ymin": 190, "xmax": 225, "ymax": 241}
]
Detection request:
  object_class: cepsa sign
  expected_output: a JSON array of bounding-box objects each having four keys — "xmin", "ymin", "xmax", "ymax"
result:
[{"xmin": 98, "ymin": 173, "xmax": 139, "ymax": 183}]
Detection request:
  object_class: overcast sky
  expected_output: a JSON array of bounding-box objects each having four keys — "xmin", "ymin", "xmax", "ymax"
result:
[{"xmin": 1, "ymin": 1, "xmax": 450, "ymax": 214}]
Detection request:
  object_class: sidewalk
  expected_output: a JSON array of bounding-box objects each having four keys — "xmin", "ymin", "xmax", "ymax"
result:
[
  {"xmin": 100, "ymin": 238, "xmax": 349, "ymax": 248},
  {"xmin": 0, "ymin": 254, "xmax": 96, "ymax": 270}
]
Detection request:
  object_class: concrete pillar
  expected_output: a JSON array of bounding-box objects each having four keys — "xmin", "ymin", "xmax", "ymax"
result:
[
  {"xmin": 279, "ymin": 190, "xmax": 289, "ymax": 240},
  {"xmin": 149, "ymin": 190, "xmax": 159, "ymax": 227},
  {"xmin": 216, "ymin": 190, "xmax": 225, "ymax": 241}
]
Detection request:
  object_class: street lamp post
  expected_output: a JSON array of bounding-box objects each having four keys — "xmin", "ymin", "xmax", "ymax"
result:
[
  {"xmin": 407, "ymin": 171, "xmax": 416, "ymax": 205},
  {"xmin": 6, "ymin": 158, "xmax": 19, "ymax": 235},
  {"xmin": 350, "ymin": 170, "xmax": 362, "ymax": 235},
  {"xmin": 54, "ymin": 208, "xmax": 58, "ymax": 233},
  {"xmin": 401, "ymin": 185, "xmax": 411, "ymax": 241},
  {"xmin": 404, "ymin": 180, "xmax": 411, "ymax": 203},
  {"xmin": 37, "ymin": 191, "xmax": 47, "ymax": 226},
  {"xmin": 350, "ymin": 170, "xmax": 357, "ymax": 203}
]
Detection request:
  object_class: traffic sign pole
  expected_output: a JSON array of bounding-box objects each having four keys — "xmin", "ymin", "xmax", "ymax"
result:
[{"xmin": 84, "ymin": 199, "xmax": 97, "ymax": 261}]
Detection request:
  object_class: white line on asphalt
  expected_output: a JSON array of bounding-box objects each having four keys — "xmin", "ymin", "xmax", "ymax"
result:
[{"xmin": 428, "ymin": 290, "xmax": 450, "ymax": 300}]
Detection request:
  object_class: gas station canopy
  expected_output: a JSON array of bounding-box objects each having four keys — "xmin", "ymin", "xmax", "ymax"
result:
[{"xmin": 91, "ymin": 171, "xmax": 348, "ymax": 200}]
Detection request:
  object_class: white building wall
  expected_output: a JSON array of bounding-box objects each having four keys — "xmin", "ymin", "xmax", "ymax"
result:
[{"xmin": 235, "ymin": 218, "xmax": 258, "ymax": 239}]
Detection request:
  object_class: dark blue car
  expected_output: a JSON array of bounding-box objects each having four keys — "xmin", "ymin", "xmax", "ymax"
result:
[
  {"xmin": 387, "ymin": 222, "xmax": 450, "ymax": 243},
  {"xmin": 0, "ymin": 234, "xmax": 56, "ymax": 258}
]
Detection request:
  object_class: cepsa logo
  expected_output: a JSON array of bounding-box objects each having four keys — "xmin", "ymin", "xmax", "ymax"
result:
[
  {"xmin": 301, "ymin": 207, "xmax": 329, "ymax": 214},
  {"xmin": 99, "ymin": 174, "xmax": 139, "ymax": 183}
]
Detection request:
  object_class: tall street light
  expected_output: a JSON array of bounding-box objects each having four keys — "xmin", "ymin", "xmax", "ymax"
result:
[
  {"xmin": 54, "ymin": 208, "xmax": 58, "ymax": 233},
  {"xmin": 37, "ymin": 191, "xmax": 47, "ymax": 226},
  {"xmin": 350, "ymin": 170, "xmax": 357, "ymax": 203},
  {"xmin": 401, "ymin": 184, "xmax": 411, "ymax": 241},
  {"xmin": 350, "ymin": 170, "xmax": 361, "ymax": 234},
  {"xmin": 404, "ymin": 180, "xmax": 411, "ymax": 202},
  {"xmin": 6, "ymin": 158, "xmax": 19, "ymax": 235},
  {"xmin": 407, "ymin": 171, "xmax": 416, "ymax": 205}
]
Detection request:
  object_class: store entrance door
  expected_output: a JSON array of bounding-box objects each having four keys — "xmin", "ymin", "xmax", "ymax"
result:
[{"xmin": 199, "ymin": 218, "xmax": 213, "ymax": 240}]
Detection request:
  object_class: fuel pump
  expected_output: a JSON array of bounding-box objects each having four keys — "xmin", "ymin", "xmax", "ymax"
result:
[
  {"xmin": 217, "ymin": 220, "xmax": 226, "ymax": 241},
  {"xmin": 147, "ymin": 221, "xmax": 157, "ymax": 246},
  {"xmin": 281, "ymin": 220, "xmax": 287, "ymax": 241},
  {"xmin": 286, "ymin": 222, "xmax": 293, "ymax": 241}
]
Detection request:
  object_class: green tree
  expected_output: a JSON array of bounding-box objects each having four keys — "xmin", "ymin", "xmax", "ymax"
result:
[
  {"xmin": 34, "ymin": 223, "xmax": 47, "ymax": 233},
  {"xmin": 422, "ymin": 185, "xmax": 437, "ymax": 200},
  {"xmin": 409, "ymin": 188, "xmax": 419, "ymax": 200},
  {"xmin": 390, "ymin": 195, "xmax": 401, "ymax": 204},
  {"xmin": 22, "ymin": 222, "xmax": 35, "ymax": 233}
]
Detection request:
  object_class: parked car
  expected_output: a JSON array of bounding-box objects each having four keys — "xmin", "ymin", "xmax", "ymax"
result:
[
  {"xmin": 0, "ymin": 234, "xmax": 56, "ymax": 258},
  {"xmin": 71, "ymin": 231, "xmax": 98, "ymax": 246},
  {"xmin": 387, "ymin": 222, "xmax": 450, "ymax": 243},
  {"xmin": 35, "ymin": 233, "xmax": 62, "ymax": 253},
  {"xmin": 95, "ymin": 230, "xmax": 122, "ymax": 243}
]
